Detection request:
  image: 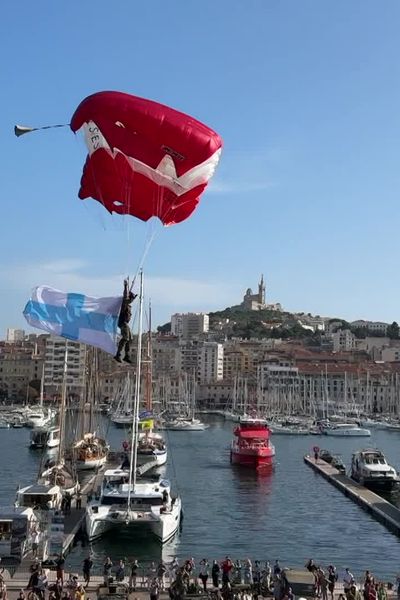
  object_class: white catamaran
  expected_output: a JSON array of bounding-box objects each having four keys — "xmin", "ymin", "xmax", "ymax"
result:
[{"xmin": 86, "ymin": 271, "xmax": 181, "ymax": 542}]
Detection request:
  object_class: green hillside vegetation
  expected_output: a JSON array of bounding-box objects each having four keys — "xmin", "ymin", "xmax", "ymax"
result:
[
  {"xmin": 208, "ymin": 306, "xmax": 315, "ymax": 340},
  {"xmin": 157, "ymin": 307, "xmax": 399, "ymax": 342}
]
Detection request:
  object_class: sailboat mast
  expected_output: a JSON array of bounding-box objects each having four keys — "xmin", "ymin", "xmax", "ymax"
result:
[
  {"xmin": 145, "ymin": 302, "xmax": 152, "ymax": 413},
  {"xmin": 127, "ymin": 270, "xmax": 144, "ymax": 506},
  {"xmin": 88, "ymin": 349, "xmax": 97, "ymax": 433},
  {"xmin": 39, "ymin": 363, "xmax": 45, "ymax": 407},
  {"xmin": 57, "ymin": 346, "xmax": 68, "ymax": 464}
]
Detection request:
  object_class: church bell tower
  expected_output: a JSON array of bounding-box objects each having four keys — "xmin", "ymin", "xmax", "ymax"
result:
[{"xmin": 258, "ymin": 274, "xmax": 266, "ymax": 305}]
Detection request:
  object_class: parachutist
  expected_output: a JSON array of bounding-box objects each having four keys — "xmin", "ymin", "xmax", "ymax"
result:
[{"xmin": 115, "ymin": 279, "xmax": 137, "ymax": 363}]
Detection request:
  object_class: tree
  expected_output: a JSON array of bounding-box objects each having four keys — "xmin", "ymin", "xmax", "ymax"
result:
[{"xmin": 387, "ymin": 321, "xmax": 400, "ymax": 339}]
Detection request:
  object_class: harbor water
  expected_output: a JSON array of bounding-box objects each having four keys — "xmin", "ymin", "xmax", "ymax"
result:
[{"xmin": 3, "ymin": 417, "xmax": 400, "ymax": 580}]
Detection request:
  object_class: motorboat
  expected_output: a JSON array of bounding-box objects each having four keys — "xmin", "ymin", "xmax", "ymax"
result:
[
  {"xmin": 30, "ymin": 427, "xmax": 60, "ymax": 449},
  {"xmin": 324, "ymin": 423, "xmax": 371, "ymax": 437},
  {"xmin": 16, "ymin": 483, "xmax": 63, "ymax": 510},
  {"xmin": 85, "ymin": 469, "xmax": 182, "ymax": 542},
  {"xmin": 359, "ymin": 418, "xmax": 388, "ymax": 429},
  {"xmin": 239, "ymin": 415, "xmax": 268, "ymax": 425},
  {"xmin": 351, "ymin": 449, "xmax": 399, "ymax": 491},
  {"xmin": 26, "ymin": 408, "xmax": 54, "ymax": 429},
  {"xmin": 331, "ymin": 455, "xmax": 346, "ymax": 474},
  {"xmin": 270, "ymin": 424, "xmax": 309, "ymax": 435},
  {"xmin": 385, "ymin": 422, "xmax": 400, "ymax": 432},
  {"xmin": 0, "ymin": 421, "xmax": 10, "ymax": 429},
  {"xmin": 318, "ymin": 449, "xmax": 334, "ymax": 463},
  {"xmin": 230, "ymin": 420, "xmax": 275, "ymax": 469},
  {"xmin": 0, "ymin": 507, "xmax": 42, "ymax": 561},
  {"xmin": 162, "ymin": 417, "xmax": 208, "ymax": 431}
]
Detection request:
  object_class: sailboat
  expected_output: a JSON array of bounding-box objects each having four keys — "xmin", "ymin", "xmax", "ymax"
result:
[
  {"xmin": 26, "ymin": 365, "xmax": 56, "ymax": 428},
  {"xmin": 86, "ymin": 271, "xmax": 182, "ymax": 542},
  {"xmin": 39, "ymin": 347, "xmax": 80, "ymax": 496},
  {"xmin": 161, "ymin": 373, "xmax": 208, "ymax": 431},
  {"xmin": 111, "ymin": 373, "xmax": 134, "ymax": 426},
  {"xmin": 72, "ymin": 348, "xmax": 109, "ymax": 470},
  {"xmin": 136, "ymin": 305, "xmax": 167, "ymax": 467}
]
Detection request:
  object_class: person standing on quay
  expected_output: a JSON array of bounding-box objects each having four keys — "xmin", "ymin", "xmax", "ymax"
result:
[
  {"xmin": 56, "ymin": 554, "xmax": 65, "ymax": 586},
  {"xmin": 244, "ymin": 559, "xmax": 253, "ymax": 585},
  {"xmin": 31, "ymin": 528, "xmax": 40, "ymax": 559},
  {"xmin": 221, "ymin": 557, "xmax": 233, "ymax": 585},
  {"xmin": 129, "ymin": 559, "xmax": 139, "ymax": 592},
  {"xmin": 149, "ymin": 578, "xmax": 160, "ymax": 600},
  {"xmin": 103, "ymin": 557, "xmax": 113, "ymax": 584},
  {"xmin": 116, "ymin": 559, "xmax": 126, "ymax": 582},
  {"xmin": 199, "ymin": 559, "xmax": 209, "ymax": 592},
  {"xmin": 211, "ymin": 560, "xmax": 220, "ymax": 588},
  {"xmin": 328, "ymin": 565, "xmax": 337, "ymax": 600},
  {"xmin": 82, "ymin": 556, "xmax": 93, "ymax": 588},
  {"xmin": 344, "ymin": 568, "xmax": 355, "ymax": 596},
  {"xmin": 157, "ymin": 561, "xmax": 167, "ymax": 590},
  {"xmin": 320, "ymin": 570, "xmax": 329, "ymax": 600}
]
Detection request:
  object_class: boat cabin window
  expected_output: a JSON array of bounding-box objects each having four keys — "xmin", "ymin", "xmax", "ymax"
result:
[
  {"xmin": 101, "ymin": 496, "xmax": 163, "ymax": 507},
  {"xmin": 32, "ymin": 432, "xmax": 47, "ymax": 442},
  {"xmin": 365, "ymin": 456, "xmax": 385, "ymax": 465},
  {"xmin": 104, "ymin": 476, "xmax": 129, "ymax": 488},
  {"xmin": 20, "ymin": 494, "xmax": 54, "ymax": 508},
  {"xmin": 0, "ymin": 521, "xmax": 12, "ymax": 540}
]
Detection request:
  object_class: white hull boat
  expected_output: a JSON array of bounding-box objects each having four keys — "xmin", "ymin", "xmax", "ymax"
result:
[
  {"xmin": 137, "ymin": 432, "xmax": 167, "ymax": 466},
  {"xmin": 111, "ymin": 413, "xmax": 133, "ymax": 427},
  {"xmin": 270, "ymin": 425, "xmax": 309, "ymax": 435},
  {"xmin": 73, "ymin": 433, "xmax": 109, "ymax": 471},
  {"xmin": 30, "ymin": 427, "xmax": 60, "ymax": 449},
  {"xmin": 161, "ymin": 418, "xmax": 208, "ymax": 431},
  {"xmin": 26, "ymin": 409, "xmax": 54, "ymax": 429},
  {"xmin": 325, "ymin": 424, "xmax": 371, "ymax": 437},
  {"xmin": 86, "ymin": 469, "xmax": 181, "ymax": 542},
  {"xmin": 351, "ymin": 448, "xmax": 399, "ymax": 491}
]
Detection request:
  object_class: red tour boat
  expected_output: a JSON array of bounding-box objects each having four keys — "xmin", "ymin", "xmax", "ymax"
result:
[{"xmin": 230, "ymin": 419, "xmax": 275, "ymax": 469}]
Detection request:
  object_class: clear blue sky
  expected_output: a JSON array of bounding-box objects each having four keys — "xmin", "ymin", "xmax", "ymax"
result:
[{"xmin": 2, "ymin": 1, "xmax": 400, "ymax": 336}]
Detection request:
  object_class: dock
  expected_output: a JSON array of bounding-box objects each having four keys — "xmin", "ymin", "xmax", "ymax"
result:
[
  {"xmin": 60, "ymin": 453, "xmax": 161, "ymax": 554},
  {"xmin": 304, "ymin": 455, "xmax": 400, "ymax": 535},
  {"xmin": 1, "ymin": 450, "xmax": 165, "ymax": 584}
]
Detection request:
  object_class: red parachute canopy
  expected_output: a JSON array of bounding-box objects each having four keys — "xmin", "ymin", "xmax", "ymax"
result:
[{"xmin": 70, "ymin": 91, "xmax": 222, "ymax": 226}]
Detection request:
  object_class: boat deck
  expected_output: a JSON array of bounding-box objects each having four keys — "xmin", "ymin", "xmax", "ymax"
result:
[{"xmin": 304, "ymin": 455, "xmax": 400, "ymax": 535}]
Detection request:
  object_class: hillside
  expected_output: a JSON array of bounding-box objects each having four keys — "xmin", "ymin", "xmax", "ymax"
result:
[
  {"xmin": 208, "ymin": 306, "xmax": 317, "ymax": 339},
  {"xmin": 158, "ymin": 306, "xmax": 400, "ymax": 341},
  {"xmin": 158, "ymin": 306, "xmax": 323, "ymax": 340}
]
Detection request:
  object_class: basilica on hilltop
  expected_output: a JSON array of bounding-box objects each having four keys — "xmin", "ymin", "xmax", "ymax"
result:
[{"xmin": 241, "ymin": 275, "xmax": 282, "ymax": 312}]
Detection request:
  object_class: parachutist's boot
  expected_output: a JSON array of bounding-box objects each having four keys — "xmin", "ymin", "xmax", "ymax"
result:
[
  {"xmin": 115, "ymin": 339, "xmax": 125, "ymax": 363},
  {"xmin": 123, "ymin": 340, "xmax": 133, "ymax": 364}
]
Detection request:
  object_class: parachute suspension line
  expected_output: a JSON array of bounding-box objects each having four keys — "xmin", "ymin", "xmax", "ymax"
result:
[
  {"xmin": 14, "ymin": 123, "xmax": 69, "ymax": 137},
  {"xmin": 128, "ymin": 226, "xmax": 158, "ymax": 290}
]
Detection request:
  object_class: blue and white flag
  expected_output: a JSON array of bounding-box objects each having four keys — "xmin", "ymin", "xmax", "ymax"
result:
[
  {"xmin": 23, "ymin": 285, "xmax": 123, "ymax": 355},
  {"xmin": 139, "ymin": 410, "xmax": 153, "ymax": 420}
]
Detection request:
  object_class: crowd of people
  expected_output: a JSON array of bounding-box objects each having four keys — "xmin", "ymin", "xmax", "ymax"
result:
[
  {"xmin": 305, "ymin": 559, "xmax": 397, "ymax": 600},
  {"xmin": 7, "ymin": 554, "xmax": 399, "ymax": 600}
]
